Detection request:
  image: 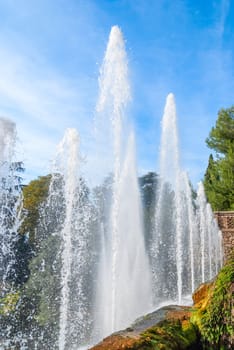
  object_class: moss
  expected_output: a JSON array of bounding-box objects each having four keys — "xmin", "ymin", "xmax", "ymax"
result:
[
  {"xmin": 0, "ymin": 291, "xmax": 20, "ymax": 315},
  {"xmin": 181, "ymin": 320, "xmax": 197, "ymax": 345},
  {"xmin": 130, "ymin": 255, "xmax": 234, "ymax": 350},
  {"xmin": 191, "ymin": 255, "xmax": 234, "ymax": 349},
  {"xmin": 92, "ymin": 317, "xmax": 200, "ymax": 350},
  {"xmin": 141, "ymin": 319, "xmax": 198, "ymax": 350},
  {"xmin": 190, "ymin": 283, "xmax": 214, "ymax": 331}
]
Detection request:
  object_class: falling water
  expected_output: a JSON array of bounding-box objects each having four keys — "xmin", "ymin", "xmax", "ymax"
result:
[
  {"xmin": 182, "ymin": 171, "xmax": 198, "ymax": 293},
  {"xmin": 196, "ymin": 182, "xmax": 207, "ymax": 283},
  {"xmin": 56, "ymin": 129, "xmax": 80, "ymax": 350},
  {"xmin": 196, "ymin": 182, "xmax": 223, "ymax": 282},
  {"xmin": 94, "ymin": 26, "xmax": 152, "ymax": 340},
  {"xmin": 153, "ymin": 93, "xmax": 184, "ymax": 304},
  {"xmin": 0, "ymin": 118, "xmax": 25, "ymax": 349},
  {"xmin": 152, "ymin": 94, "xmax": 222, "ymax": 306},
  {"xmin": 114, "ymin": 132, "xmax": 152, "ymax": 328},
  {"xmin": 96, "ymin": 27, "xmax": 130, "ymax": 321},
  {"xmin": 44, "ymin": 128, "xmax": 92, "ymax": 350},
  {"xmin": 95, "ymin": 133, "xmax": 152, "ymax": 339},
  {"xmin": 0, "ymin": 118, "xmax": 21, "ymax": 293},
  {"xmin": 0, "ymin": 27, "xmax": 225, "ymax": 350}
]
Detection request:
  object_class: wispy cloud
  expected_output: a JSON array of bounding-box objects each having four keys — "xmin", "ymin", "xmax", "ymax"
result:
[
  {"xmin": 0, "ymin": 48, "xmax": 92, "ymax": 129},
  {"xmin": 0, "ymin": 46, "xmax": 97, "ymax": 181},
  {"xmin": 216, "ymin": 0, "xmax": 230, "ymax": 38},
  {"xmin": 0, "ymin": 0, "xmax": 233, "ymax": 186},
  {"xmin": 0, "ymin": 0, "xmax": 106, "ymax": 182}
]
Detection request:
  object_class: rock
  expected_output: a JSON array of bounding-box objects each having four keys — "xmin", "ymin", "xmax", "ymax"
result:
[
  {"xmin": 192, "ymin": 281, "xmax": 214, "ymax": 309},
  {"xmin": 90, "ymin": 256, "xmax": 234, "ymax": 349},
  {"xmin": 89, "ymin": 306, "xmax": 199, "ymax": 350}
]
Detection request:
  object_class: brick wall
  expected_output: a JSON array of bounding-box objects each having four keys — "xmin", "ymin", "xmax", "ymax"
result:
[{"xmin": 214, "ymin": 211, "xmax": 234, "ymax": 262}]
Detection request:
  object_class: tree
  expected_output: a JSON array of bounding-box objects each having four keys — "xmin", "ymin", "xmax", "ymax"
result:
[
  {"xmin": 0, "ymin": 161, "xmax": 25, "ymax": 289},
  {"xmin": 206, "ymin": 106, "xmax": 234, "ymax": 156},
  {"xmin": 19, "ymin": 175, "xmax": 51, "ymax": 243},
  {"xmin": 204, "ymin": 107, "xmax": 234, "ymax": 210}
]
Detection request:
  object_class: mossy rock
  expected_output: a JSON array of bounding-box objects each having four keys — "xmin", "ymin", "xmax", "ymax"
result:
[
  {"xmin": 91, "ymin": 314, "xmax": 200, "ymax": 350},
  {"xmin": 141, "ymin": 319, "xmax": 199, "ymax": 350},
  {"xmin": 191, "ymin": 254, "xmax": 234, "ymax": 349},
  {"xmin": 91, "ymin": 255, "xmax": 234, "ymax": 350}
]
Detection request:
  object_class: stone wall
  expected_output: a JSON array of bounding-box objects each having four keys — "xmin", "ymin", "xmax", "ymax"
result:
[{"xmin": 214, "ymin": 211, "xmax": 234, "ymax": 262}]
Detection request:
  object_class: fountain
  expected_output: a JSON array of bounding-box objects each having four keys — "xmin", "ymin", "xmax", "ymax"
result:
[
  {"xmin": 0, "ymin": 26, "xmax": 224, "ymax": 350},
  {"xmin": 196, "ymin": 182, "xmax": 223, "ymax": 280},
  {"xmin": 43, "ymin": 128, "xmax": 94, "ymax": 350},
  {"xmin": 0, "ymin": 117, "xmax": 21, "ymax": 293},
  {"xmin": 0, "ymin": 117, "xmax": 25, "ymax": 348},
  {"xmin": 36, "ymin": 25, "xmax": 152, "ymax": 348},
  {"xmin": 94, "ymin": 25, "xmax": 152, "ymax": 341},
  {"xmin": 151, "ymin": 94, "xmax": 222, "ymax": 306}
]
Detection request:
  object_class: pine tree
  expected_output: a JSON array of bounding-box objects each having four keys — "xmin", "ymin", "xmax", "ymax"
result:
[{"xmin": 204, "ymin": 107, "xmax": 234, "ymax": 210}]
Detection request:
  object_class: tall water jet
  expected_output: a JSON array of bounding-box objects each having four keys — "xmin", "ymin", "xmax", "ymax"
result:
[
  {"xmin": 115, "ymin": 132, "xmax": 152, "ymax": 327},
  {"xmin": 153, "ymin": 93, "xmax": 184, "ymax": 304},
  {"xmin": 0, "ymin": 117, "xmax": 25, "ymax": 349},
  {"xmin": 94, "ymin": 26, "xmax": 152, "ymax": 340},
  {"xmin": 0, "ymin": 117, "xmax": 21, "ymax": 293},
  {"xmin": 96, "ymin": 25, "xmax": 131, "ymax": 185},
  {"xmin": 95, "ymin": 25, "xmax": 129, "ymax": 336},
  {"xmin": 182, "ymin": 171, "xmax": 198, "ymax": 293},
  {"xmin": 196, "ymin": 182, "xmax": 223, "ymax": 282},
  {"xmin": 43, "ymin": 128, "xmax": 93, "ymax": 350},
  {"xmin": 152, "ymin": 94, "xmax": 223, "ymax": 306},
  {"xmin": 56, "ymin": 129, "xmax": 80, "ymax": 350},
  {"xmin": 95, "ymin": 133, "xmax": 152, "ymax": 338}
]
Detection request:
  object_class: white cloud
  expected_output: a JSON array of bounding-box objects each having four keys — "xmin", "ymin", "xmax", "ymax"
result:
[
  {"xmin": 0, "ymin": 0, "xmax": 233, "ymax": 187},
  {"xmin": 0, "ymin": 0, "xmax": 110, "ymax": 184},
  {"xmin": 0, "ymin": 42, "xmax": 99, "ymax": 183}
]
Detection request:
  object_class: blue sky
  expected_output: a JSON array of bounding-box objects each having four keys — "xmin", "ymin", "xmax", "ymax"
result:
[{"xmin": 0, "ymin": 0, "xmax": 233, "ymax": 186}]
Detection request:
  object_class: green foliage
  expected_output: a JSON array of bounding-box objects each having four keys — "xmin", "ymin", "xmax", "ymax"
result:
[
  {"xmin": 204, "ymin": 154, "xmax": 233, "ymax": 210},
  {"xmin": 206, "ymin": 107, "xmax": 234, "ymax": 156},
  {"xmin": 204, "ymin": 106, "xmax": 234, "ymax": 210},
  {"xmin": 20, "ymin": 175, "xmax": 51, "ymax": 241},
  {"xmin": 23, "ymin": 234, "xmax": 61, "ymax": 327},
  {"xmin": 199, "ymin": 257, "xmax": 234, "ymax": 349},
  {"xmin": 2, "ymin": 174, "xmax": 62, "ymax": 344}
]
